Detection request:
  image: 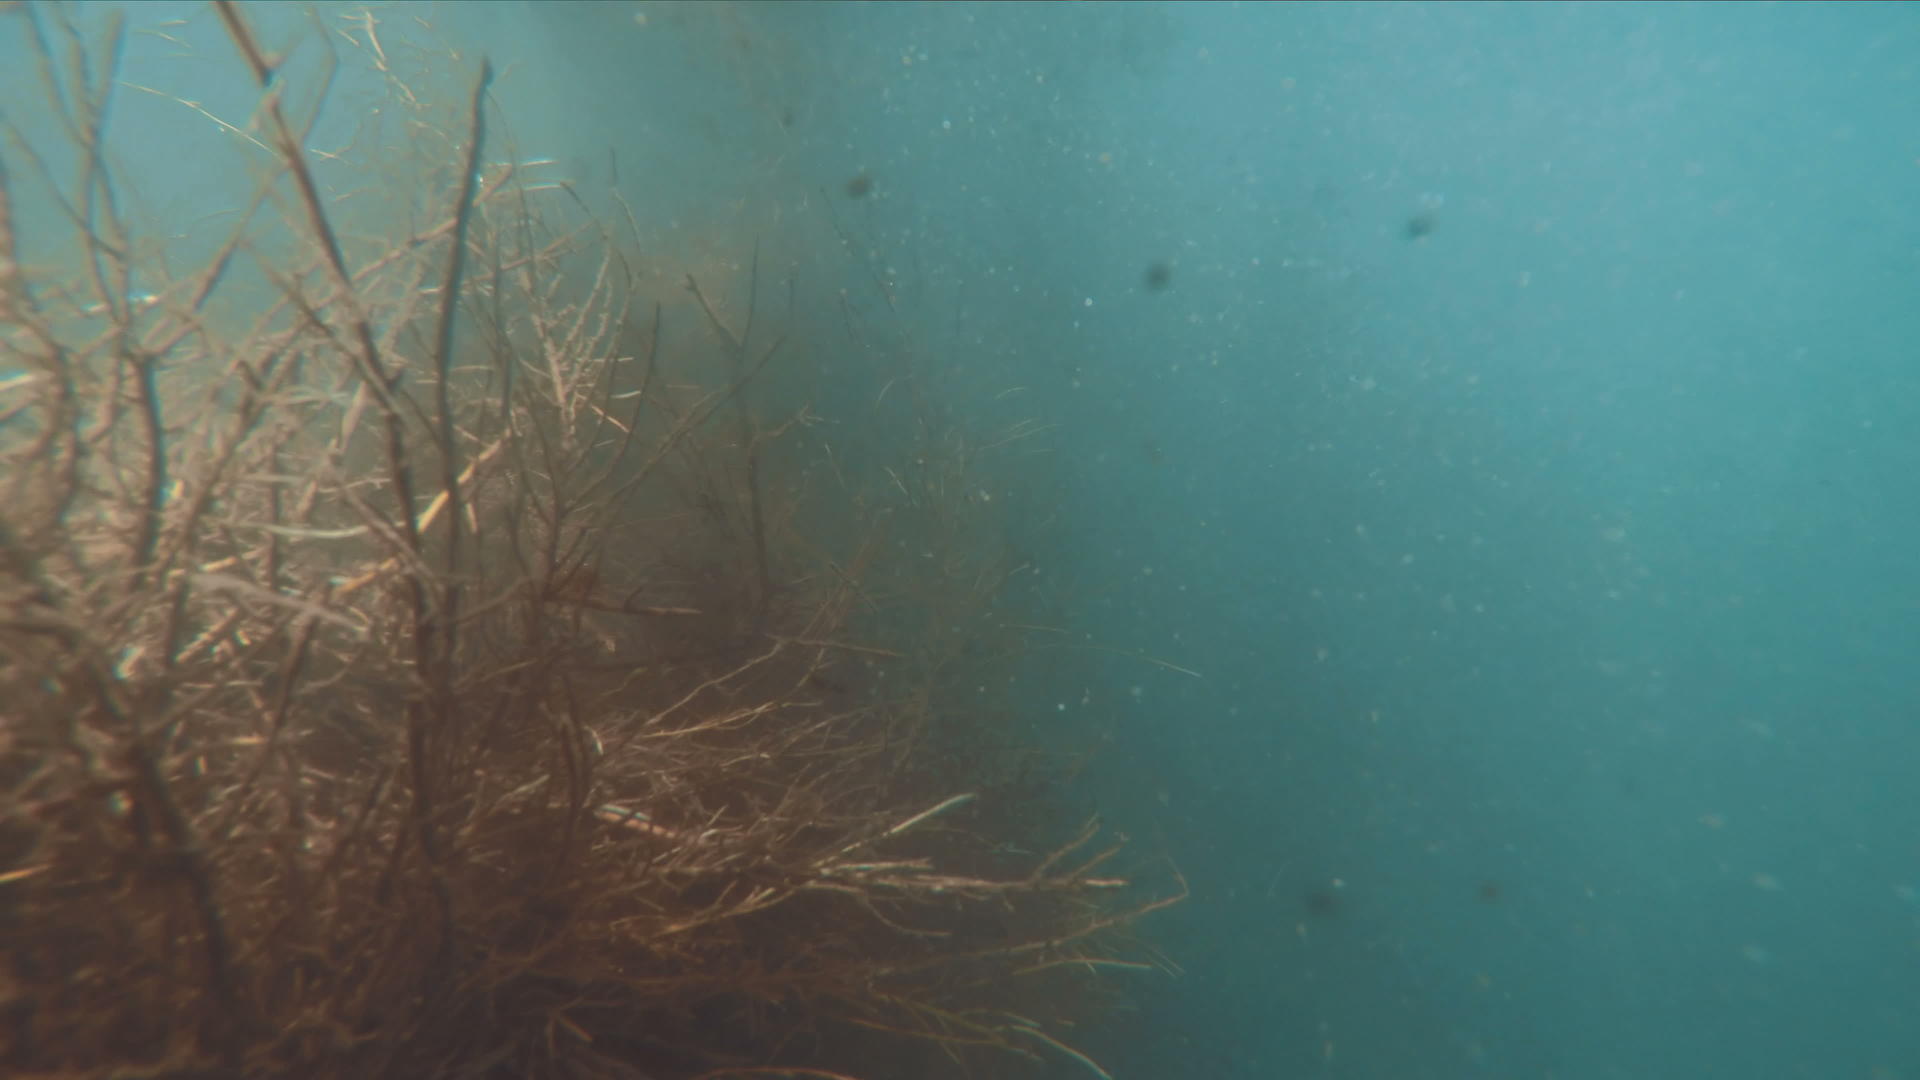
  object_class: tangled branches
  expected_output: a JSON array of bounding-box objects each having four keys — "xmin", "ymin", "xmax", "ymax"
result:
[{"xmin": 0, "ymin": 5, "xmax": 1180, "ymax": 1078}]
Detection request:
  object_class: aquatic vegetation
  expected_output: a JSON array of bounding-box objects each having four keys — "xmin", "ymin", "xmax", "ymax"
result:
[{"xmin": 0, "ymin": 4, "xmax": 1178, "ymax": 1078}]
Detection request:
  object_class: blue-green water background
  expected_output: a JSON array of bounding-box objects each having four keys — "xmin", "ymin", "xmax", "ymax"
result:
[{"xmin": 5, "ymin": 3, "xmax": 1917, "ymax": 1077}]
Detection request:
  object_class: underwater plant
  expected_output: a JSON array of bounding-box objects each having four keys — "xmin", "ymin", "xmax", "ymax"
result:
[{"xmin": 0, "ymin": 4, "xmax": 1179, "ymax": 1078}]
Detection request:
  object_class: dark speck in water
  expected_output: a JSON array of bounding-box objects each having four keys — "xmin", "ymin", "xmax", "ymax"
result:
[
  {"xmin": 845, "ymin": 172, "xmax": 873, "ymax": 199},
  {"xmin": 1304, "ymin": 887, "xmax": 1341, "ymax": 918},
  {"xmin": 1143, "ymin": 260, "xmax": 1172, "ymax": 291}
]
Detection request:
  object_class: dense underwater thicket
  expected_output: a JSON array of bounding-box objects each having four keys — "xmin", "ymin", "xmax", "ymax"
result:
[{"xmin": 0, "ymin": 4, "xmax": 1182, "ymax": 1077}]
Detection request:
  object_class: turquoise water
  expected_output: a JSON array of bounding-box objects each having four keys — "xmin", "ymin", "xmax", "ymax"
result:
[{"xmin": 6, "ymin": 3, "xmax": 1917, "ymax": 1077}]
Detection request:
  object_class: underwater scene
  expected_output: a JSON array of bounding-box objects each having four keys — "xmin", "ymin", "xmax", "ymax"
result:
[{"xmin": 1, "ymin": 2, "xmax": 1916, "ymax": 1078}]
